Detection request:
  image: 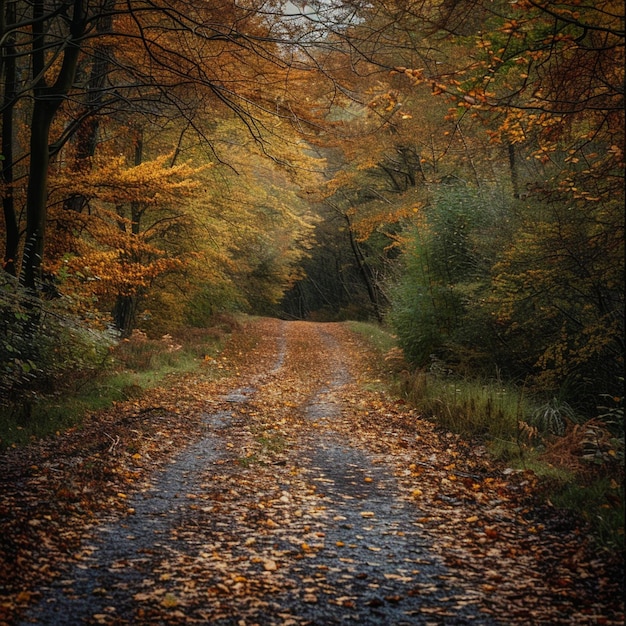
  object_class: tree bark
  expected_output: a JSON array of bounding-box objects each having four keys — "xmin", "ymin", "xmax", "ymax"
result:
[
  {"xmin": 113, "ymin": 129, "xmax": 144, "ymax": 337},
  {"xmin": 1, "ymin": 0, "xmax": 18, "ymax": 275},
  {"xmin": 64, "ymin": 0, "xmax": 114, "ymax": 213},
  {"xmin": 21, "ymin": 0, "xmax": 85, "ymax": 292},
  {"xmin": 508, "ymin": 141, "xmax": 520, "ymax": 200},
  {"xmin": 344, "ymin": 212, "xmax": 385, "ymax": 323}
]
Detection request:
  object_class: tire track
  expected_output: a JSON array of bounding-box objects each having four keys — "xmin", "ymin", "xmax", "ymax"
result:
[
  {"xmin": 262, "ymin": 323, "xmax": 498, "ymax": 625},
  {"xmin": 17, "ymin": 323, "xmax": 290, "ymax": 625}
]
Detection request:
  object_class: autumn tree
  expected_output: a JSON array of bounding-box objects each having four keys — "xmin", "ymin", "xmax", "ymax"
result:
[
  {"xmin": 0, "ymin": 0, "xmax": 344, "ymax": 405},
  {"xmin": 288, "ymin": 52, "xmax": 499, "ymax": 322},
  {"xmin": 431, "ymin": 0, "xmax": 625, "ymax": 399},
  {"xmin": 48, "ymin": 145, "xmax": 202, "ymax": 335},
  {"xmin": 155, "ymin": 119, "xmax": 321, "ymax": 331},
  {"xmin": 1, "ymin": 0, "xmax": 334, "ymax": 294},
  {"xmin": 302, "ymin": 0, "xmax": 624, "ymax": 408}
]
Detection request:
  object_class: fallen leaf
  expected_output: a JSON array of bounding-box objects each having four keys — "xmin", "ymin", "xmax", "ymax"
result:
[{"xmin": 161, "ymin": 593, "xmax": 179, "ymax": 608}]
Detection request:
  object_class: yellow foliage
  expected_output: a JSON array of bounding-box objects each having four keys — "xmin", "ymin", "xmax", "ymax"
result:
[{"xmin": 52, "ymin": 154, "xmax": 203, "ymax": 206}]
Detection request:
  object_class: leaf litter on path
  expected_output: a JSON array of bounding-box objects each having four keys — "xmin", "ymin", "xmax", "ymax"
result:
[{"xmin": 0, "ymin": 318, "xmax": 623, "ymax": 625}]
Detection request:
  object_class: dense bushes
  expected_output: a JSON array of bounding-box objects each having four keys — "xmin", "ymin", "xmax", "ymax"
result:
[
  {"xmin": 0, "ymin": 277, "xmax": 231, "ymax": 448},
  {"xmin": 390, "ymin": 181, "xmax": 624, "ymax": 420},
  {"xmin": 1, "ymin": 276, "xmax": 116, "ymax": 419},
  {"xmin": 390, "ymin": 184, "xmax": 509, "ymax": 374}
]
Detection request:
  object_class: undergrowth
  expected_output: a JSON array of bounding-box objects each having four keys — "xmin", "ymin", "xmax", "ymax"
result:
[
  {"xmin": 347, "ymin": 321, "xmax": 397, "ymax": 356},
  {"xmin": 400, "ymin": 366, "xmax": 624, "ymax": 551},
  {"xmin": 0, "ymin": 323, "xmax": 230, "ymax": 450},
  {"xmin": 350, "ymin": 322, "xmax": 624, "ymax": 552}
]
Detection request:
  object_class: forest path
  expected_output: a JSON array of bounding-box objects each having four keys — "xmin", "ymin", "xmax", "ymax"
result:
[{"xmin": 1, "ymin": 319, "xmax": 622, "ymax": 625}]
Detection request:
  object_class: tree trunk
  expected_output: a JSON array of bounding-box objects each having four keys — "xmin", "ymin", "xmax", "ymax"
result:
[
  {"xmin": 1, "ymin": 0, "xmax": 18, "ymax": 275},
  {"xmin": 22, "ymin": 102, "xmax": 54, "ymax": 291},
  {"xmin": 21, "ymin": 0, "xmax": 85, "ymax": 292},
  {"xmin": 64, "ymin": 1, "xmax": 114, "ymax": 213},
  {"xmin": 508, "ymin": 141, "xmax": 520, "ymax": 199},
  {"xmin": 344, "ymin": 213, "xmax": 385, "ymax": 323},
  {"xmin": 112, "ymin": 295, "xmax": 138, "ymax": 338},
  {"xmin": 113, "ymin": 129, "xmax": 144, "ymax": 337}
]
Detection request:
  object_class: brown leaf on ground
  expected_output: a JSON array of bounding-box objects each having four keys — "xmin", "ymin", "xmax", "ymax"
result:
[{"xmin": 0, "ymin": 318, "xmax": 623, "ymax": 625}]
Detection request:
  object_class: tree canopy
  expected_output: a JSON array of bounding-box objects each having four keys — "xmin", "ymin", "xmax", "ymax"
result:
[{"xmin": 1, "ymin": 0, "xmax": 624, "ymax": 414}]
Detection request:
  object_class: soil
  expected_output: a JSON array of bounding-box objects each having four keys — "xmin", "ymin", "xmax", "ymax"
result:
[{"xmin": 0, "ymin": 319, "xmax": 623, "ymax": 625}]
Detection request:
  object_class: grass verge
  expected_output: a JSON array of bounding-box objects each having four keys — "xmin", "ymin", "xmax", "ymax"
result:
[
  {"xmin": 348, "ymin": 322, "xmax": 624, "ymax": 552},
  {"xmin": 0, "ymin": 324, "xmax": 230, "ymax": 450},
  {"xmin": 347, "ymin": 321, "xmax": 397, "ymax": 356}
]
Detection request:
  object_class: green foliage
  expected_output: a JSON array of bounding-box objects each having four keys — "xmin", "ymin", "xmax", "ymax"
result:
[
  {"xmin": 390, "ymin": 277, "xmax": 454, "ymax": 365},
  {"xmin": 490, "ymin": 184, "xmax": 624, "ymax": 402},
  {"xmin": 0, "ymin": 317, "xmax": 227, "ymax": 450},
  {"xmin": 347, "ymin": 321, "xmax": 397, "ymax": 356},
  {"xmin": 0, "ymin": 292, "xmax": 37, "ymax": 400},
  {"xmin": 596, "ymin": 391, "xmax": 624, "ymax": 438},
  {"xmin": 1, "ymin": 276, "xmax": 116, "ymax": 408},
  {"xmin": 552, "ymin": 478, "xmax": 625, "ymax": 551},
  {"xmin": 183, "ymin": 284, "xmax": 246, "ymax": 329},
  {"xmin": 397, "ymin": 366, "xmax": 529, "ymax": 441},
  {"xmin": 530, "ymin": 398, "xmax": 578, "ymax": 436},
  {"xmin": 390, "ymin": 183, "xmax": 506, "ymax": 368},
  {"xmin": 388, "ymin": 171, "xmax": 624, "ymax": 414}
]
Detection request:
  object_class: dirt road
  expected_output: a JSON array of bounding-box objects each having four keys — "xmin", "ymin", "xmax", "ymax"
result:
[{"xmin": 1, "ymin": 319, "xmax": 623, "ymax": 624}]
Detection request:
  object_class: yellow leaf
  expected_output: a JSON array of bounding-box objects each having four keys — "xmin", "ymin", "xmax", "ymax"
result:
[
  {"xmin": 466, "ymin": 516, "xmax": 479, "ymax": 523},
  {"xmin": 161, "ymin": 593, "xmax": 178, "ymax": 608}
]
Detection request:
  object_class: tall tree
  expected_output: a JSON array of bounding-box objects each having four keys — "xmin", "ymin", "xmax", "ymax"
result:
[
  {"xmin": 1, "ymin": 0, "xmax": 334, "ymax": 295},
  {"xmin": 22, "ymin": 0, "xmax": 87, "ymax": 292},
  {"xmin": 307, "ymin": 0, "xmax": 624, "ymax": 401},
  {"xmin": 0, "ymin": 0, "xmax": 18, "ymax": 275}
]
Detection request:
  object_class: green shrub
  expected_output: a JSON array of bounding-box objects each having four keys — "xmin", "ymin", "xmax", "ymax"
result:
[
  {"xmin": 389, "ymin": 183, "xmax": 508, "ymax": 370},
  {"xmin": 0, "ymin": 319, "xmax": 228, "ymax": 449},
  {"xmin": 530, "ymin": 397, "xmax": 578, "ymax": 436},
  {"xmin": 1, "ymin": 278, "xmax": 115, "ymax": 406}
]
